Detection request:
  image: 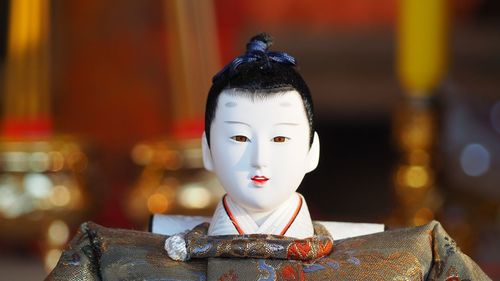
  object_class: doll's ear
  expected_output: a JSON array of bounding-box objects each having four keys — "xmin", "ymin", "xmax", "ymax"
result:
[
  {"xmin": 201, "ymin": 132, "xmax": 214, "ymax": 172},
  {"xmin": 306, "ymin": 132, "xmax": 320, "ymax": 173}
]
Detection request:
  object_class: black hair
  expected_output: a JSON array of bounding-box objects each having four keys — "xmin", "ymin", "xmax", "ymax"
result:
[{"xmin": 205, "ymin": 33, "xmax": 315, "ymax": 147}]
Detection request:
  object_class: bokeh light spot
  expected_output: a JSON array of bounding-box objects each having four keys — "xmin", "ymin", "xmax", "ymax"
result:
[
  {"xmin": 50, "ymin": 185, "xmax": 71, "ymax": 207},
  {"xmin": 29, "ymin": 152, "xmax": 50, "ymax": 172},
  {"xmin": 413, "ymin": 207, "xmax": 434, "ymax": 226},
  {"xmin": 48, "ymin": 151, "xmax": 65, "ymax": 171},
  {"xmin": 47, "ymin": 220, "xmax": 70, "ymax": 246},
  {"xmin": 147, "ymin": 193, "xmax": 169, "ymax": 213},
  {"xmin": 397, "ymin": 165, "xmax": 430, "ymax": 189},
  {"xmin": 24, "ymin": 173, "xmax": 53, "ymax": 199},
  {"xmin": 460, "ymin": 143, "xmax": 490, "ymax": 177},
  {"xmin": 178, "ymin": 185, "xmax": 211, "ymax": 209}
]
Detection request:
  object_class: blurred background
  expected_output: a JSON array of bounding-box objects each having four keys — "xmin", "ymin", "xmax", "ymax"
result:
[{"xmin": 0, "ymin": 0, "xmax": 499, "ymax": 279}]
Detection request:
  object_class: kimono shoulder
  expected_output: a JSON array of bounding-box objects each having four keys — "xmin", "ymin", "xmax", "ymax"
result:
[
  {"xmin": 309, "ymin": 220, "xmax": 491, "ymax": 281},
  {"xmin": 45, "ymin": 221, "xmax": 206, "ymax": 281}
]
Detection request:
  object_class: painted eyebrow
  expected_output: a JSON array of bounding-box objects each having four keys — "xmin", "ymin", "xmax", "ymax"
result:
[
  {"xmin": 225, "ymin": 102, "xmax": 238, "ymax": 107},
  {"xmin": 224, "ymin": 121, "xmax": 250, "ymax": 127}
]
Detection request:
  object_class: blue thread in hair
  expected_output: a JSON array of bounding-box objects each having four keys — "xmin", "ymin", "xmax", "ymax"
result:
[
  {"xmin": 247, "ymin": 40, "xmax": 267, "ymax": 54},
  {"xmin": 212, "ymin": 33, "xmax": 297, "ymax": 83}
]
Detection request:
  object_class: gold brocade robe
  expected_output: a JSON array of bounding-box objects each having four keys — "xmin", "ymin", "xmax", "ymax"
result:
[{"xmin": 46, "ymin": 221, "xmax": 491, "ymax": 281}]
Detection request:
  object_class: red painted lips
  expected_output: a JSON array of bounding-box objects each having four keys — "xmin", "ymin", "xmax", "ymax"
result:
[{"xmin": 251, "ymin": 176, "xmax": 269, "ymax": 185}]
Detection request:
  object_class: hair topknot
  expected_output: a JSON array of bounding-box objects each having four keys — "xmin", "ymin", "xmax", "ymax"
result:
[
  {"xmin": 212, "ymin": 32, "xmax": 297, "ymax": 83},
  {"xmin": 246, "ymin": 33, "xmax": 273, "ymax": 53}
]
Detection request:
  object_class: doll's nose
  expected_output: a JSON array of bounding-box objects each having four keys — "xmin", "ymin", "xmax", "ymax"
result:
[{"xmin": 251, "ymin": 141, "xmax": 269, "ymax": 168}]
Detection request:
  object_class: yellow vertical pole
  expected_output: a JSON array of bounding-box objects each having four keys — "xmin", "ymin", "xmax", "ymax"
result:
[
  {"xmin": 392, "ymin": 0, "xmax": 449, "ymax": 226},
  {"xmin": 397, "ymin": 0, "xmax": 448, "ymax": 96},
  {"xmin": 3, "ymin": 0, "xmax": 51, "ymax": 136}
]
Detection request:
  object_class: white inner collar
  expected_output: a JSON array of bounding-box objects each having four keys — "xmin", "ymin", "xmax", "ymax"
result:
[{"xmin": 208, "ymin": 193, "xmax": 314, "ymax": 239}]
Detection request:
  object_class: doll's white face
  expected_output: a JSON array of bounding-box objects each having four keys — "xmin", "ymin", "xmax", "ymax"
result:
[{"xmin": 203, "ymin": 89, "xmax": 319, "ymax": 212}]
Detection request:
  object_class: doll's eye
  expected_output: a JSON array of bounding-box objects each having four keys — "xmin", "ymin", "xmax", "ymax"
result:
[
  {"xmin": 231, "ymin": 135, "xmax": 249, "ymax": 142},
  {"xmin": 272, "ymin": 136, "xmax": 289, "ymax": 143}
]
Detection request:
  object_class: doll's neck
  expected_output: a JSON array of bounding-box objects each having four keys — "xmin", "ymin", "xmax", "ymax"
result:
[{"xmin": 238, "ymin": 194, "xmax": 298, "ymax": 227}]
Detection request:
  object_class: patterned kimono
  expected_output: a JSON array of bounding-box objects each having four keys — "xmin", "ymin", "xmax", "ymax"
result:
[{"xmin": 46, "ymin": 220, "xmax": 491, "ymax": 281}]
